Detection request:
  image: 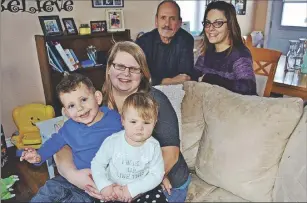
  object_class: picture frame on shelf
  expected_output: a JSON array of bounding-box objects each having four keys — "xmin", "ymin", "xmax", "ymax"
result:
[
  {"xmin": 106, "ymin": 9, "xmax": 125, "ymax": 32},
  {"xmin": 38, "ymin": 15, "xmax": 63, "ymax": 36},
  {"xmin": 92, "ymin": 0, "xmax": 124, "ymax": 8},
  {"xmin": 90, "ymin": 21, "xmax": 107, "ymax": 33},
  {"xmin": 62, "ymin": 18, "xmax": 78, "ymax": 35}
]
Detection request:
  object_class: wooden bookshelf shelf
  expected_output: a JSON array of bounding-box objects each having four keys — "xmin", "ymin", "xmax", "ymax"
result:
[{"xmin": 35, "ymin": 30, "xmax": 131, "ymax": 116}]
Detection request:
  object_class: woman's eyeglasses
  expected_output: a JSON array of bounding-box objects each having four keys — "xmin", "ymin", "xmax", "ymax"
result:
[
  {"xmin": 202, "ymin": 20, "xmax": 227, "ymax": 28},
  {"xmin": 112, "ymin": 63, "xmax": 141, "ymax": 74}
]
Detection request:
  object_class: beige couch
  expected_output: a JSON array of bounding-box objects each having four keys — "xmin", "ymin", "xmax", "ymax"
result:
[{"xmin": 181, "ymin": 81, "xmax": 306, "ymax": 202}]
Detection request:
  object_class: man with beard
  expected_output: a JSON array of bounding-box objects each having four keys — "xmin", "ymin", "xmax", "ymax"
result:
[{"xmin": 136, "ymin": 0, "xmax": 201, "ymax": 85}]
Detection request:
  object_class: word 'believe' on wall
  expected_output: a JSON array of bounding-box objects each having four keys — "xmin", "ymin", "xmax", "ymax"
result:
[{"xmin": 1, "ymin": 0, "xmax": 74, "ymax": 13}]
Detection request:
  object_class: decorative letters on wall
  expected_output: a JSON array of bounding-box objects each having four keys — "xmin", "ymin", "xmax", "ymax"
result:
[{"xmin": 1, "ymin": 0, "xmax": 74, "ymax": 13}]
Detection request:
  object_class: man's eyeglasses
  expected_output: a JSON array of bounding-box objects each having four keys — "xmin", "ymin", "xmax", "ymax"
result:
[
  {"xmin": 202, "ymin": 20, "xmax": 227, "ymax": 28},
  {"xmin": 112, "ymin": 63, "xmax": 141, "ymax": 74}
]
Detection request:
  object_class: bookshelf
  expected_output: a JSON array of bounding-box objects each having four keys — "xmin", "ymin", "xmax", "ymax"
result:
[{"xmin": 35, "ymin": 30, "xmax": 131, "ymax": 116}]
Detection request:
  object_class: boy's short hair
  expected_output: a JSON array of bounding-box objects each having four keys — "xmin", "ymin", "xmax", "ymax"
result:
[
  {"xmin": 122, "ymin": 92, "xmax": 159, "ymax": 122},
  {"xmin": 56, "ymin": 73, "xmax": 96, "ymax": 99}
]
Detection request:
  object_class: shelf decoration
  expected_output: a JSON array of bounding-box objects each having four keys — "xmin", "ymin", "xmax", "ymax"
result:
[
  {"xmin": 39, "ymin": 15, "xmax": 63, "ymax": 36},
  {"xmin": 62, "ymin": 18, "xmax": 78, "ymax": 35},
  {"xmin": 90, "ymin": 21, "xmax": 107, "ymax": 33}
]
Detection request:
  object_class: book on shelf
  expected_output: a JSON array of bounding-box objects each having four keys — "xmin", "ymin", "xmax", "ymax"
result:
[
  {"xmin": 64, "ymin": 49, "xmax": 80, "ymax": 70},
  {"xmin": 69, "ymin": 49, "xmax": 79, "ymax": 64},
  {"xmin": 46, "ymin": 42, "xmax": 64, "ymax": 73},
  {"xmin": 47, "ymin": 42, "xmax": 71, "ymax": 72},
  {"xmin": 53, "ymin": 42, "xmax": 76, "ymax": 71},
  {"xmin": 46, "ymin": 41, "xmax": 82, "ymax": 72}
]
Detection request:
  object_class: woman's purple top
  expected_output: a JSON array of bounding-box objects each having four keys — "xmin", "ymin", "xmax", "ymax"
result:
[{"xmin": 194, "ymin": 45, "xmax": 257, "ymax": 95}]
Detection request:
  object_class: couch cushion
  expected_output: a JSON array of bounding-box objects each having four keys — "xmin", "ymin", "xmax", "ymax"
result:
[
  {"xmin": 202, "ymin": 187, "xmax": 249, "ymax": 202},
  {"xmin": 181, "ymin": 82, "xmax": 206, "ymax": 169},
  {"xmin": 194, "ymin": 82, "xmax": 303, "ymax": 201},
  {"xmin": 187, "ymin": 173, "xmax": 248, "ymax": 202},
  {"xmin": 186, "ymin": 174, "xmax": 217, "ymax": 202},
  {"xmin": 273, "ymin": 106, "xmax": 307, "ymax": 202}
]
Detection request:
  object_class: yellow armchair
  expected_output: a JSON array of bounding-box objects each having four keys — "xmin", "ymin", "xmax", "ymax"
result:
[{"xmin": 11, "ymin": 103, "xmax": 55, "ymax": 149}]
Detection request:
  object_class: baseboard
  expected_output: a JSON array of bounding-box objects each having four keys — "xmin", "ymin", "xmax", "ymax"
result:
[{"xmin": 5, "ymin": 137, "xmax": 13, "ymax": 148}]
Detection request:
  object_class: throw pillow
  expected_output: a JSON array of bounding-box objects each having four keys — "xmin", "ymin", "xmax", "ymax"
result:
[
  {"xmin": 153, "ymin": 84, "xmax": 185, "ymax": 149},
  {"xmin": 194, "ymin": 82, "xmax": 303, "ymax": 201}
]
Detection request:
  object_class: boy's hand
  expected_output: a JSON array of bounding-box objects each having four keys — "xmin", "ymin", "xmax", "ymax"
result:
[
  {"xmin": 121, "ymin": 185, "xmax": 132, "ymax": 202},
  {"xmin": 161, "ymin": 176, "xmax": 172, "ymax": 195},
  {"xmin": 100, "ymin": 185, "xmax": 116, "ymax": 202},
  {"xmin": 20, "ymin": 148, "xmax": 41, "ymax": 163}
]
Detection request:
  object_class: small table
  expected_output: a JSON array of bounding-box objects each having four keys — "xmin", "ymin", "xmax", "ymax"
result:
[{"xmin": 272, "ymin": 55, "xmax": 307, "ymax": 100}]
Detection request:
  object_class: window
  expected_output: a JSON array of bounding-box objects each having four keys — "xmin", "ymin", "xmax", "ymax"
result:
[
  {"xmin": 176, "ymin": 1, "xmax": 207, "ymax": 35},
  {"xmin": 281, "ymin": 0, "xmax": 307, "ymax": 27}
]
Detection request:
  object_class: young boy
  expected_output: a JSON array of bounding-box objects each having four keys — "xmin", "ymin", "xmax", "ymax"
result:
[
  {"xmin": 91, "ymin": 92, "xmax": 166, "ymax": 203},
  {"xmin": 20, "ymin": 73, "xmax": 123, "ymax": 202}
]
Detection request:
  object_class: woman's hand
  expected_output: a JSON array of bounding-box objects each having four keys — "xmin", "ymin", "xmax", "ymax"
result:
[
  {"xmin": 85, "ymin": 184, "xmax": 104, "ymax": 200},
  {"xmin": 161, "ymin": 177, "xmax": 172, "ymax": 195},
  {"xmin": 67, "ymin": 168, "xmax": 95, "ymax": 190}
]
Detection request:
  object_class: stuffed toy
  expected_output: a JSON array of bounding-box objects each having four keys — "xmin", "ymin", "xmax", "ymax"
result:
[
  {"xmin": 1, "ymin": 175, "xmax": 19, "ymax": 200},
  {"xmin": 11, "ymin": 103, "xmax": 55, "ymax": 149}
]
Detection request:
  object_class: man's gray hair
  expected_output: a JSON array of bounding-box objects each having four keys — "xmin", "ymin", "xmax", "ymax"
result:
[{"xmin": 156, "ymin": 0, "xmax": 182, "ymax": 20}]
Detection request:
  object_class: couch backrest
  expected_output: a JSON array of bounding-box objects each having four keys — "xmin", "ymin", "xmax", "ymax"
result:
[
  {"xmin": 181, "ymin": 81, "xmax": 305, "ymax": 201},
  {"xmin": 273, "ymin": 106, "xmax": 307, "ymax": 201},
  {"xmin": 181, "ymin": 82, "xmax": 206, "ymax": 169}
]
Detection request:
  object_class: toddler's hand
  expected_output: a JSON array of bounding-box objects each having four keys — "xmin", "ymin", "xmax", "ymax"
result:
[
  {"xmin": 100, "ymin": 185, "xmax": 116, "ymax": 202},
  {"xmin": 161, "ymin": 176, "xmax": 172, "ymax": 195},
  {"xmin": 121, "ymin": 185, "xmax": 132, "ymax": 202},
  {"xmin": 113, "ymin": 185, "xmax": 123, "ymax": 200},
  {"xmin": 20, "ymin": 148, "xmax": 41, "ymax": 163}
]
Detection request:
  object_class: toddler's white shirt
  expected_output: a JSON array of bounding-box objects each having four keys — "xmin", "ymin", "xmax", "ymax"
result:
[{"xmin": 91, "ymin": 130, "xmax": 165, "ymax": 198}]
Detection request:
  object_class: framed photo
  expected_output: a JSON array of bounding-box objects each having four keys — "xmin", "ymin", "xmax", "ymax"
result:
[
  {"xmin": 92, "ymin": 0, "xmax": 124, "ymax": 8},
  {"xmin": 90, "ymin": 21, "xmax": 107, "ymax": 33},
  {"xmin": 106, "ymin": 9, "xmax": 125, "ymax": 32},
  {"xmin": 230, "ymin": 0, "xmax": 247, "ymax": 15},
  {"xmin": 38, "ymin": 15, "xmax": 63, "ymax": 36},
  {"xmin": 62, "ymin": 18, "xmax": 78, "ymax": 35}
]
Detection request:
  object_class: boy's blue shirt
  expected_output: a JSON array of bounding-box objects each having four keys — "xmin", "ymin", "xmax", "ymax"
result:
[{"xmin": 36, "ymin": 106, "xmax": 123, "ymax": 169}]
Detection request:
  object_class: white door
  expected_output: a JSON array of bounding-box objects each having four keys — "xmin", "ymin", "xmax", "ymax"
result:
[{"xmin": 266, "ymin": 0, "xmax": 307, "ymax": 54}]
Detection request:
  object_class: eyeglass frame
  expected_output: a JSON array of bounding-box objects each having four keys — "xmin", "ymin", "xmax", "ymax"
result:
[
  {"xmin": 111, "ymin": 63, "xmax": 142, "ymax": 74},
  {"xmin": 202, "ymin": 20, "xmax": 227, "ymax": 29}
]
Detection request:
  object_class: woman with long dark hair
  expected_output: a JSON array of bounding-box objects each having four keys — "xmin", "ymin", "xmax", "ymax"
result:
[{"xmin": 195, "ymin": 1, "xmax": 257, "ymax": 95}]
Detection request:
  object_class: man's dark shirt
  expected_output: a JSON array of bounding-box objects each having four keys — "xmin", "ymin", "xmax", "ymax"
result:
[{"xmin": 136, "ymin": 28, "xmax": 201, "ymax": 85}]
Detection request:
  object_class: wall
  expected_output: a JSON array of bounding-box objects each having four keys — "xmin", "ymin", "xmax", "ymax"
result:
[
  {"xmin": 253, "ymin": 0, "xmax": 268, "ymax": 32},
  {"xmin": 1, "ymin": 0, "xmax": 261, "ymax": 139},
  {"xmin": 236, "ymin": 0, "xmax": 256, "ymax": 36}
]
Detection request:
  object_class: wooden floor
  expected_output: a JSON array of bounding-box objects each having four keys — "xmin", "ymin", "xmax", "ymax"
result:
[{"xmin": 1, "ymin": 146, "xmax": 53, "ymax": 202}]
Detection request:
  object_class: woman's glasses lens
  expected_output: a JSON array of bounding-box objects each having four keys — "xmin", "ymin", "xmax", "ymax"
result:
[
  {"xmin": 112, "ymin": 63, "xmax": 141, "ymax": 74},
  {"xmin": 203, "ymin": 21, "xmax": 226, "ymax": 28}
]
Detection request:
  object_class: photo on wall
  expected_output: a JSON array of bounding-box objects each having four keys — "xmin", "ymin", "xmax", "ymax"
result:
[
  {"xmin": 230, "ymin": 0, "xmax": 247, "ymax": 15},
  {"xmin": 92, "ymin": 0, "xmax": 124, "ymax": 8},
  {"xmin": 106, "ymin": 9, "xmax": 125, "ymax": 32}
]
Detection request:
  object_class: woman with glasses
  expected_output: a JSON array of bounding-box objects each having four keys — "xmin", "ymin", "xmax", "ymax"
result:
[
  {"xmin": 195, "ymin": 1, "xmax": 257, "ymax": 95},
  {"xmin": 54, "ymin": 41, "xmax": 191, "ymax": 202}
]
